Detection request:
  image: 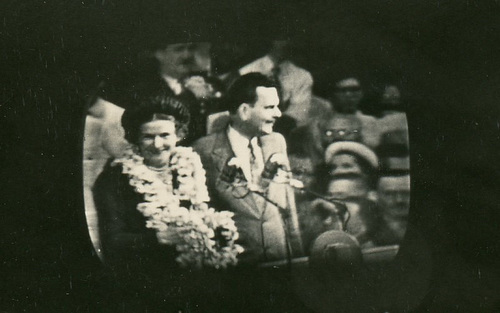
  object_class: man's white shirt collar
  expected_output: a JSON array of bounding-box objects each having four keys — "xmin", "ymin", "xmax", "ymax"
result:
[
  {"xmin": 227, "ymin": 125, "xmax": 254, "ymax": 182},
  {"xmin": 238, "ymin": 55, "xmax": 275, "ymax": 76},
  {"xmin": 161, "ymin": 75, "xmax": 183, "ymax": 95}
]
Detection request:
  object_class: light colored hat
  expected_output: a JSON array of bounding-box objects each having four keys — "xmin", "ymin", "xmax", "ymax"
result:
[{"xmin": 324, "ymin": 141, "xmax": 379, "ymax": 169}]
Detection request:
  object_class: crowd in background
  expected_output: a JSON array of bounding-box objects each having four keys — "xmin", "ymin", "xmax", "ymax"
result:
[{"xmin": 84, "ymin": 38, "xmax": 410, "ymax": 258}]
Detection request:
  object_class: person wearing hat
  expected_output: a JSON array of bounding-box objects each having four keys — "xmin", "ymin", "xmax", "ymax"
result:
[
  {"xmin": 288, "ymin": 113, "xmax": 366, "ymax": 180},
  {"xmin": 83, "ymin": 37, "xmax": 218, "ymax": 266},
  {"xmin": 322, "ymin": 141, "xmax": 380, "ymax": 247},
  {"xmin": 85, "ymin": 35, "xmax": 216, "ymax": 161},
  {"xmin": 324, "ymin": 141, "xmax": 379, "ymax": 181}
]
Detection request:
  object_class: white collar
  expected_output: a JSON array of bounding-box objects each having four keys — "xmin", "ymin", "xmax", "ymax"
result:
[
  {"xmin": 161, "ymin": 75, "xmax": 183, "ymax": 95},
  {"xmin": 227, "ymin": 125, "xmax": 251, "ymax": 153},
  {"xmin": 227, "ymin": 125, "xmax": 258, "ymax": 182},
  {"xmin": 238, "ymin": 55, "xmax": 275, "ymax": 76}
]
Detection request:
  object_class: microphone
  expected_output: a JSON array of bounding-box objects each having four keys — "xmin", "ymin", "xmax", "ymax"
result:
[
  {"xmin": 263, "ymin": 165, "xmax": 350, "ymax": 229},
  {"xmin": 261, "ymin": 153, "xmax": 288, "ymax": 180}
]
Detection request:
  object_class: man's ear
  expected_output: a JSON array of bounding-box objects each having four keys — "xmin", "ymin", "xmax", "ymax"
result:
[{"xmin": 237, "ymin": 103, "xmax": 251, "ymax": 121}]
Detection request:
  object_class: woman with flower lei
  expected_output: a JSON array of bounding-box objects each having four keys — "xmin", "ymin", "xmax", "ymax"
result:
[{"xmin": 93, "ymin": 94, "xmax": 242, "ymax": 274}]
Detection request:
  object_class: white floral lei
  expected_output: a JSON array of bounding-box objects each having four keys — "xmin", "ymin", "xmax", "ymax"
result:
[{"xmin": 112, "ymin": 145, "xmax": 244, "ymax": 269}]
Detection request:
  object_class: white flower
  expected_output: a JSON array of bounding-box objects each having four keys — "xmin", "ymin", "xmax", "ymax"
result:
[{"xmin": 113, "ymin": 145, "xmax": 243, "ymax": 269}]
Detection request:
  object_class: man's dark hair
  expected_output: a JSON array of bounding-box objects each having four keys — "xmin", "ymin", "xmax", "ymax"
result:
[
  {"xmin": 121, "ymin": 91, "xmax": 191, "ymax": 144},
  {"xmin": 224, "ymin": 73, "xmax": 279, "ymax": 114}
]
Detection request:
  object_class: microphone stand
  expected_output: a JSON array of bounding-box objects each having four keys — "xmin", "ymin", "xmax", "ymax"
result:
[
  {"xmin": 291, "ymin": 183, "xmax": 350, "ymax": 230},
  {"xmin": 251, "ymin": 177, "xmax": 350, "ymax": 271},
  {"xmin": 251, "ymin": 189, "xmax": 294, "ymax": 272}
]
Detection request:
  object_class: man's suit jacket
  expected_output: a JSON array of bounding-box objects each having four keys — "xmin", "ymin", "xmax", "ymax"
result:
[{"xmin": 192, "ymin": 130, "xmax": 303, "ymax": 265}]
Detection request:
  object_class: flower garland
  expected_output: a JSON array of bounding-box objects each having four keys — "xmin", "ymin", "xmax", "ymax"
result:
[{"xmin": 112, "ymin": 145, "xmax": 243, "ymax": 269}]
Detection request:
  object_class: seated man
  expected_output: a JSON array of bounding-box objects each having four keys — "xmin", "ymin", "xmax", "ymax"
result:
[
  {"xmin": 193, "ymin": 73, "xmax": 303, "ymax": 265},
  {"xmin": 373, "ymin": 174, "xmax": 411, "ymax": 246}
]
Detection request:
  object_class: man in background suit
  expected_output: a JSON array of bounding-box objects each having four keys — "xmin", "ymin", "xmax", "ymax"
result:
[{"xmin": 193, "ymin": 73, "xmax": 303, "ymax": 265}]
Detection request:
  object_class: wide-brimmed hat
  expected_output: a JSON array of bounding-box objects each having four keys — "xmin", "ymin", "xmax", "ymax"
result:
[{"xmin": 324, "ymin": 141, "xmax": 379, "ymax": 170}]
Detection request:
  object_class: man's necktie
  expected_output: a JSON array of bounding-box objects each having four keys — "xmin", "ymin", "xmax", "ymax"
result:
[{"xmin": 249, "ymin": 137, "xmax": 264, "ymax": 186}]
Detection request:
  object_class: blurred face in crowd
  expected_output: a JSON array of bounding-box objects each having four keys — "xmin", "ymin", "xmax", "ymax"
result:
[
  {"xmin": 138, "ymin": 119, "xmax": 178, "ymax": 168},
  {"xmin": 155, "ymin": 42, "xmax": 200, "ymax": 79},
  {"xmin": 327, "ymin": 177, "xmax": 369, "ymax": 201},
  {"xmin": 289, "ymin": 155, "xmax": 315, "ymax": 189},
  {"xmin": 380, "ymin": 156, "xmax": 410, "ymax": 172},
  {"xmin": 381, "ymin": 85, "xmax": 401, "ymax": 109},
  {"xmin": 306, "ymin": 199, "xmax": 346, "ymax": 241},
  {"xmin": 377, "ymin": 175, "xmax": 411, "ymax": 219},
  {"xmin": 328, "ymin": 153, "xmax": 363, "ymax": 176},
  {"xmin": 239, "ymin": 87, "xmax": 281, "ymax": 137},
  {"xmin": 320, "ymin": 115, "xmax": 362, "ymax": 148},
  {"xmin": 332, "ymin": 78, "xmax": 363, "ymax": 114}
]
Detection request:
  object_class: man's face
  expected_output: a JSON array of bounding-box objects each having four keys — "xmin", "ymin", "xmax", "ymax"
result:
[
  {"xmin": 377, "ymin": 176, "xmax": 411, "ymax": 218},
  {"xmin": 245, "ymin": 87, "xmax": 281, "ymax": 136},
  {"xmin": 328, "ymin": 154, "xmax": 363, "ymax": 176},
  {"xmin": 320, "ymin": 116, "xmax": 362, "ymax": 147},
  {"xmin": 138, "ymin": 119, "xmax": 178, "ymax": 168},
  {"xmin": 327, "ymin": 177, "xmax": 369, "ymax": 201},
  {"xmin": 289, "ymin": 155, "xmax": 315, "ymax": 188},
  {"xmin": 333, "ymin": 78, "xmax": 363, "ymax": 114},
  {"xmin": 154, "ymin": 43, "xmax": 199, "ymax": 79}
]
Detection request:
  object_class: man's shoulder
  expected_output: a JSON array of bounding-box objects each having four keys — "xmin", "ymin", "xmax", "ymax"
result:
[
  {"xmin": 262, "ymin": 131, "xmax": 285, "ymax": 141},
  {"xmin": 356, "ymin": 111, "xmax": 377, "ymax": 122},
  {"xmin": 192, "ymin": 131, "xmax": 224, "ymax": 154},
  {"xmin": 260, "ymin": 132, "xmax": 287, "ymax": 149},
  {"xmin": 280, "ymin": 61, "xmax": 313, "ymax": 80}
]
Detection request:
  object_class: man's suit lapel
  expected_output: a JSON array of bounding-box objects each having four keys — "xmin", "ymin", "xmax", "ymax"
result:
[
  {"xmin": 211, "ymin": 131, "xmax": 234, "ymax": 173},
  {"xmin": 211, "ymin": 130, "xmax": 262, "ymax": 218}
]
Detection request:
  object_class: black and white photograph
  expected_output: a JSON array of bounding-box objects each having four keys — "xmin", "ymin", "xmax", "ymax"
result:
[{"xmin": 2, "ymin": 1, "xmax": 500, "ymax": 312}]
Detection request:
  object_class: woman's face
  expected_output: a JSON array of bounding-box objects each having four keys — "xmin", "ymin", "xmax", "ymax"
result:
[
  {"xmin": 138, "ymin": 119, "xmax": 178, "ymax": 168},
  {"xmin": 329, "ymin": 154, "xmax": 362, "ymax": 176}
]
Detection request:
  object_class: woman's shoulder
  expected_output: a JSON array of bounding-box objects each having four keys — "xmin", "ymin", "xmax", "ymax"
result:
[
  {"xmin": 95, "ymin": 160, "xmax": 123, "ymax": 180},
  {"xmin": 92, "ymin": 161, "xmax": 133, "ymax": 200}
]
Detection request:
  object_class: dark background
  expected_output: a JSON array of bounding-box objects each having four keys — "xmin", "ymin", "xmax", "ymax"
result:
[{"xmin": 1, "ymin": 0, "xmax": 500, "ymax": 312}]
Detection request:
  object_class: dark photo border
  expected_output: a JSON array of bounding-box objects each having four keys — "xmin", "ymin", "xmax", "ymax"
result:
[{"xmin": 1, "ymin": 1, "xmax": 499, "ymax": 312}]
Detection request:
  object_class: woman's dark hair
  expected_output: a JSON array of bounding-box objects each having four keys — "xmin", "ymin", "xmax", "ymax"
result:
[
  {"xmin": 223, "ymin": 72, "xmax": 279, "ymax": 114},
  {"xmin": 121, "ymin": 92, "xmax": 191, "ymax": 144}
]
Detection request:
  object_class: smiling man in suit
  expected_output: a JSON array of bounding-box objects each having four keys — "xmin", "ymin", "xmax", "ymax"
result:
[{"xmin": 193, "ymin": 73, "xmax": 303, "ymax": 265}]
